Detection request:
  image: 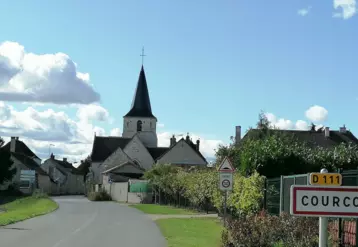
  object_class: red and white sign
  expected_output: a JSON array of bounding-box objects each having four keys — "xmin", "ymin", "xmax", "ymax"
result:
[
  {"xmin": 290, "ymin": 185, "xmax": 358, "ymax": 218},
  {"xmin": 218, "ymin": 157, "xmax": 235, "ymax": 173}
]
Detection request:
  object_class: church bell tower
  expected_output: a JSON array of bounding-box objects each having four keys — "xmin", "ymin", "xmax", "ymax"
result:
[{"xmin": 122, "ymin": 65, "xmax": 158, "ymax": 147}]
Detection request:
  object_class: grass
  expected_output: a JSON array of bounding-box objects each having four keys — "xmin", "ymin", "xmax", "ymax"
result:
[
  {"xmin": 0, "ymin": 196, "xmax": 58, "ymax": 226},
  {"xmin": 130, "ymin": 204, "xmax": 197, "ymax": 215},
  {"xmin": 156, "ymin": 218, "xmax": 223, "ymax": 247}
]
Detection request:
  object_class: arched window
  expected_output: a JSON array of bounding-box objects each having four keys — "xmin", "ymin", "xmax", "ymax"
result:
[{"xmin": 137, "ymin": 120, "xmax": 142, "ymax": 131}]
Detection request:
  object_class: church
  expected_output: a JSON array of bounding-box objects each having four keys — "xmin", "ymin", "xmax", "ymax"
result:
[{"xmin": 89, "ymin": 65, "xmax": 208, "ymax": 186}]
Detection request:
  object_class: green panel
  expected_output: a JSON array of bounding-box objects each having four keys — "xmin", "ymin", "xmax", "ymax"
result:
[{"xmin": 129, "ymin": 181, "xmax": 152, "ymax": 193}]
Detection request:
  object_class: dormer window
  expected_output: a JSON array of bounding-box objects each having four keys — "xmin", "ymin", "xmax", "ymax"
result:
[{"xmin": 137, "ymin": 120, "xmax": 143, "ymax": 131}]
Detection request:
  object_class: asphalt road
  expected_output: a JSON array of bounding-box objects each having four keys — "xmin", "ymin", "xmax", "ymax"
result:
[{"xmin": 0, "ymin": 196, "xmax": 167, "ymax": 247}]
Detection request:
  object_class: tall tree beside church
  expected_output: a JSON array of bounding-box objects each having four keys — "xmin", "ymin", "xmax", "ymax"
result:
[{"xmin": 0, "ymin": 137, "xmax": 16, "ymax": 185}]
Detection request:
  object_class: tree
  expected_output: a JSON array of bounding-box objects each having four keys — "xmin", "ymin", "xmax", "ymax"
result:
[
  {"xmin": 78, "ymin": 156, "xmax": 91, "ymax": 182},
  {"xmin": 0, "ymin": 137, "xmax": 16, "ymax": 185}
]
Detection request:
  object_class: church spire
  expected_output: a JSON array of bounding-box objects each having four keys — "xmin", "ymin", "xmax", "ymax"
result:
[{"xmin": 124, "ymin": 66, "xmax": 156, "ymax": 119}]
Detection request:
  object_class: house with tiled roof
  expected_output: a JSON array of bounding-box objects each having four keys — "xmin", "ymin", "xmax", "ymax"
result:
[
  {"xmin": 0, "ymin": 137, "xmax": 52, "ymax": 194},
  {"xmin": 233, "ymin": 124, "xmax": 358, "ymax": 148},
  {"xmin": 89, "ymin": 66, "xmax": 207, "ymax": 187},
  {"xmin": 42, "ymin": 154, "xmax": 85, "ymax": 195}
]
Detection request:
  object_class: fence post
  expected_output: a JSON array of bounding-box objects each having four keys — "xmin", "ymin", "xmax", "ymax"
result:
[
  {"xmin": 279, "ymin": 175, "xmax": 284, "ymax": 214},
  {"xmin": 338, "ymin": 168, "xmax": 343, "ymax": 247},
  {"xmin": 263, "ymin": 177, "xmax": 267, "ymax": 211}
]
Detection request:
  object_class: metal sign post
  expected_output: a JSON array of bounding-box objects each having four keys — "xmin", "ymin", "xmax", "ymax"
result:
[
  {"xmin": 290, "ymin": 169, "xmax": 358, "ymax": 247},
  {"xmin": 218, "ymin": 157, "xmax": 235, "ymax": 227},
  {"xmin": 319, "ymin": 169, "xmax": 328, "ymax": 247}
]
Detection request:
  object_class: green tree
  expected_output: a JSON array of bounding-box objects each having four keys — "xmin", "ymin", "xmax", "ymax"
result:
[{"xmin": 0, "ymin": 137, "xmax": 16, "ymax": 185}]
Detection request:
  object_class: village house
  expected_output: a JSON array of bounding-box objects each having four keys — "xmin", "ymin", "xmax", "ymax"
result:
[
  {"xmin": 233, "ymin": 124, "xmax": 358, "ymax": 147},
  {"xmin": 42, "ymin": 154, "xmax": 85, "ymax": 195},
  {"xmin": 89, "ymin": 66, "xmax": 208, "ymax": 189},
  {"xmin": 1, "ymin": 137, "xmax": 53, "ymax": 194}
]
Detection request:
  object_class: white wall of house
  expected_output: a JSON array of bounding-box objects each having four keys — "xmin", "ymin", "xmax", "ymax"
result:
[
  {"xmin": 37, "ymin": 175, "xmax": 52, "ymax": 194},
  {"xmin": 90, "ymin": 162, "xmax": 103, "ymax": 184},
  {"xmin": 123, "ymin": 136, "xmax": 155, "ymax": 170},
  {"xmin": 108, "ymin": 181, "xmax": 128, "ymax": 202},
  {"xmin": 41, "ymin": 160, "xmax": 67, "ymax": 185},
  {"xmin": 42, "ymin": 159, "xmax": 84, "ymax": 195},
  {"xmin": 157, "ymin": 139, "xmax": 207, "ymax": 166}
]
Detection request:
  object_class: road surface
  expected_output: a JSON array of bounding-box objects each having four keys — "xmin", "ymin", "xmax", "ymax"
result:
[{"xmin": 0, "ymin": 196, "xmax": 167, "ymax": 247}]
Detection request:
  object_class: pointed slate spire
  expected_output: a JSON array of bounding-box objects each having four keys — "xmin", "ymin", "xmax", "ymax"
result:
[{"xmin": 124, "ymin": 66, "xmax": 156, "ymax": 119}]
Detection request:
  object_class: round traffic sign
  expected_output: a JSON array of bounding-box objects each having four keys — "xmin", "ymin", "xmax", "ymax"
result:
[{"xmin": 222, "ymin": 179, "xmax": 230, "ymax": 188}]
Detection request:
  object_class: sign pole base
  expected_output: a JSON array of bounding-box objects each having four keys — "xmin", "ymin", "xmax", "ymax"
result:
[
  {"xmin": 319, "ymin": 168, "xmax": 329, "ymax": 247},
  {"xmin": 319, "ymin": 217, "xmax": 328, "ymax": 247},
  {"xmin": 223, "ymin": 191, "xmax": 227, "ymax": 227}
]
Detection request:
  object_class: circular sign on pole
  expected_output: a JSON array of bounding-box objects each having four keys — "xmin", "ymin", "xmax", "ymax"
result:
[{"xmin": 222, "ymin": 179, "xmax": 230, "ymax": 188}]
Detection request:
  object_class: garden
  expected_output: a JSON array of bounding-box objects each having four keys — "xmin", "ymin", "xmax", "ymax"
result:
[{"xmin": 144, "ymin": 114, "xmax": 358, "ymax": 247}]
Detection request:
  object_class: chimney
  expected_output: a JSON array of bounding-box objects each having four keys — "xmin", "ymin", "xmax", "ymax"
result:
[
  {"xmin": 63, "ymin": 158, "xmax": 67, "ymax": 162},
  {"xmin": 185, "ymin": 133, "xmax": 190, "ymax": 142},
  {"xmin": 196, "ymin": 139, "xmax": 200, "ymax": 151},
  {"xmin": 170, "ymin": 135, "xmax": 177, "ymax": 147},
  {"xmin": 50, "ymin": 153, "xmax": 55, "ymax": 159},
  {"xmin": 340, "ymin": 125, "xmax": 347, "ymax": 133},
  {"xmin": 10, "ymin": 137, "xmax": 16, "ymax": 152},
  {"xmin": 235, "ymin": 126, "xmax": 241, "ymax": 144},
  {"xmin": 325, "ymin": 127, "xmax": 330, "ymax": 137}
]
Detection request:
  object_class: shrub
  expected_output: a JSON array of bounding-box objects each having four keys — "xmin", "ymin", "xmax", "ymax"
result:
[
  {"xmin": 88, "ymin": 191, "xmax": 112, "ymax": 201},
  {"xmin": 223, "ymin": 211, "xmax": 319, "ymax": 247},
  {"xmin": 32, "ymin": 190, "xmax": 48, "ymax": 198},
  {"xmin": 6, "ymin": 183, "xmax": 24, "ymax": 196}
]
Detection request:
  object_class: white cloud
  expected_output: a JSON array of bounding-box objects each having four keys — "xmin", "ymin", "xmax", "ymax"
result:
[
  {"xmin": 333, "ymin": 0, "xmax": 357, "ymax": 19},
  {"xmin": 110, "ymin": 128, "xmax": 121, "ymax": 136},
  {"xmin": 0, "ymin": 41, "xmax": 100, "ymax": 104},
  {"xmin": 305, "ymin": 105, "xmax": 328, "ymax": 122},
  {"xmin": 158, "ymin": 123, "xmax": 165, "ymax": 128},
  {"xmin": 0, "ymin": 101, "xmax": 105, "ymax": 162},
  {"xmin": 76, "ymin": 104, "xmax": 109, "ymax": 122},
  {"xmin": 0, "ymin": 102, "xmax": 223, "ymax": 163},
  {"xmin": 264, "ymin": 113, "xmax": 311, "ymax": 131},
  {"xmin": 298, "ymin": 6, "xmax": 312, "ymax": 16},
  {"xmin": 295, "ymin": 120, "xmax": 310, "ymax": 130},
  {"xmin": 265, "ymin": 113, "xmax": 294, "ymax": 130},
  {"xmin": 264, "ymin": 105, "xmax": 329, "ymax": 131}
]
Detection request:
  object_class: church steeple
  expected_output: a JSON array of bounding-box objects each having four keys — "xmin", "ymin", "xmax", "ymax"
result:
[{"xmin": 124, "ymin": 66, "xmax": 156, "ymax": 119}]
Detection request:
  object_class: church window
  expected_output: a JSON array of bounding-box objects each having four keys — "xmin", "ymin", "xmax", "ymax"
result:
[
  {"xmin": 137, "ymin": 120, "xmax": 142, "ymax": 131},
  {"xmin": 126, "ymin": 121, "xmax": 129, "ymax": 127},
  {"xmin": 150, "ymin": 122, "xmax": 152, "ymax": 128}
]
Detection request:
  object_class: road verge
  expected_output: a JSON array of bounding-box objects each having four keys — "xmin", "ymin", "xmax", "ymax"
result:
[{"xmin": 0, "ymin": 194, "xmax": 58, "ymax": 226}]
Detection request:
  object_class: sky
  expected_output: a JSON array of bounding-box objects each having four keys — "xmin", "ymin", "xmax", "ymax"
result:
[{"xmin": 0, "ymin": 0, "xmax": 357, "ymax": 163}]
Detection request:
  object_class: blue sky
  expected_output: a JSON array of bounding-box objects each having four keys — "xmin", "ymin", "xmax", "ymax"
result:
[{"xmin": 0, "ymin": 0, "xmax": 357, "ymax": 160}]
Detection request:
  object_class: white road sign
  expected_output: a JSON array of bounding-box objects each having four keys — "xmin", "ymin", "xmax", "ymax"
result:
[
  {"xmin": 290, "ymin": 185, "xmax": 358, "ymax": 218},
  {"xmin": 218, "ymin": 157, "xmax": 235, "ymax": 173},
  {"xmin": 20, "ymin": 169, "xmax": 36, "ymax": 182},
  {"xmin": 219, "ymin": 173, "xmax": 233, "ymax": 191}
]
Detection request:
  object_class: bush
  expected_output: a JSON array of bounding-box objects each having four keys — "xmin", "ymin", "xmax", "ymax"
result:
[
  {"xmin": 0, "ymin": 183, "xmax": 24, "ymax": 197},
  {"xmin": 223, "ymin": 211, "xmax": 319, "ymax": 247},
  {"xmin": 145, "ymin": 164, "xmax": 265, "ymax": 215},
  {"xmin": 88, "ymin": 191, "xmax": 112, "ymax": 201},
  {"xmin": 32, "ymin": 190, "xmax": 48, "ymax": 199}
]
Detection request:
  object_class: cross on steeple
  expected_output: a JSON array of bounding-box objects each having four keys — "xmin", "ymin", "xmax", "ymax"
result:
[{"xmin": 140, "ymin": 47, "xmax": 146, "ymax": 65}]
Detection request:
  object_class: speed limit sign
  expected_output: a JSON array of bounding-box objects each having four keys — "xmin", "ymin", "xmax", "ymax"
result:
[{"xmin": 219, "ymin": 173, "xmax": 233, "ymax": 191}]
